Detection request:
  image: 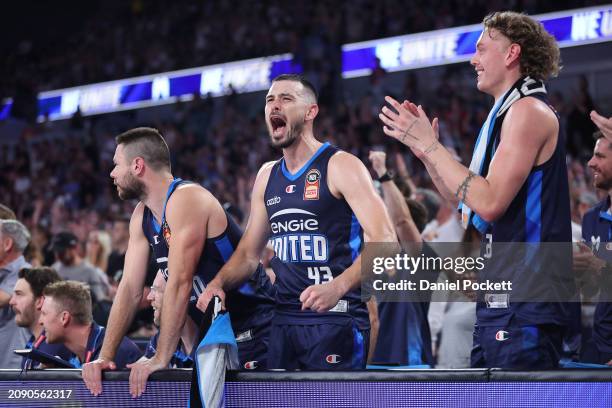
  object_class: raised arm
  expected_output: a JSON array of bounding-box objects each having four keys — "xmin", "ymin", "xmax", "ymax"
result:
[
  {"xmin": 83, "ymin": 203, "xmax": 150, "ymax": 395},
  {"xmin": 380, "ymin": 96, "xmax": 556, "ymax": 222}
]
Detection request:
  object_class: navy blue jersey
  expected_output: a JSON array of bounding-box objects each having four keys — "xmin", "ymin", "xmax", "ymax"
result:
[
  {"xmin": 142, "ymin": 179, "xmax": 274, "ymax": 332},
  {"xmin": 476, "ymin": 89, "xmax": 576, "ymax": 327},
  {"xmin": 263, "ymin": 143, "xmax": 369, "ymax": 329},
  {"xmin": 68, "ymin": 323, "xmax": 142, "ymax": 369},
  {"xmin": 145, "ymin": 331, "xmax": 193, "ymax": 368},
  {"xmin": 21, "ymin": 331, "xmax": 73, "ymax": 369},
  {"xmin": 581, "ymin": 198, "xmax": 612, "ymax": 354}
]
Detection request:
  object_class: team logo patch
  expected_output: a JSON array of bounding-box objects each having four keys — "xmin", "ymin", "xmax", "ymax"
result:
[
  {"xmin": 606, "ymin": 242, "xmax": 612, "ymax": 251},
  {"xmin": 162, "ymin": 221, "xmax": 171, "ymax": 246},
  {"xmin": 304, "ymin": 169, "xmax": 321, "ymax": 200},
  {"xmin": 326, "ymin": 354, "xmax": 341, "ymax": 364},
  {"xmin": 286, "ymin": 184, "xmax": 296, "ymax": 194},
  {"xmin": 495, "ymin": 330, "xmax": 509, "ymax": 341},
  {"xmin": 244, "ymin": 361, "xmax": 258, "ymax": 370}
]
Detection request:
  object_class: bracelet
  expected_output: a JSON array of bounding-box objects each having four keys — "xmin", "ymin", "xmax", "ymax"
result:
[{"xmin": 377, "ymin": 171, "xmax": 394, "ymax": 183}]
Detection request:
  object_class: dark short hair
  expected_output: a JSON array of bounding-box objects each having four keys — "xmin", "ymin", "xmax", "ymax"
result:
[
  {"xmin": 18, "ymin": 267, "xmax": 62, "ymax": 298},
  {"xmin": 483, "ymin": 11, "xmax": 560, "ymax": 80},
  {"xmin": 406, "ymin": 198, "xmax": 429, "ymax": 233},
  {"xmin": 43, "ymin": 281, "xmax": 92, "ymax": 326},
  {"xmin": 115, "ymin": 127, "xmax": 171, "ymax": 171},
  {"xmin": 0, "ymin": 203, "xmax": 16, "ymax": 220},
  {"xmin": 272, "ymin": 74, "xmax": 318, "ymax": 102}
]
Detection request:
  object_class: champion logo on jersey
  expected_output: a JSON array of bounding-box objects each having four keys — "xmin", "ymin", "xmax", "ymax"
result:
[
  {"xmin": 495, "ymin": 330, "xmax": 509, "ymax": 341},
  {"xmin": 304, "ymin": 169, "xmax": 321, "ymax": 200},
  {"xmin": 326, "ymin": 354, "xmax": 341, "ymax": 364},
  {"xmin": 244, "ymin": 361, "xmax": 258, "ymax": 370},
  {"xmin": 286, "ymin": 184, "xmax": 296, "ymax": 193}
]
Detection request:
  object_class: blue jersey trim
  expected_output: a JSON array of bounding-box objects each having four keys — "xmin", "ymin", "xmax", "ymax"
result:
[
  {"xmin": 525, "ymin": 170, "xmax": 543, "ymax": 243},
  {"xmin": 152, "ymin": 178, "xmax": 183, "ymax": 234},
  {"xmin": 214, "ymin": 235, "xmax": 234, "ymax": 262},
  {"xmin": 351, "ymin": 325, "xmax": 365, "ymax": 368},
  {"xmin": 407, "ymin": 316, "xmax": 424, "ymax": 366},
  {"xmin": 349, "ymin": 214, "xmax": 362, "ymax": 261},
  {"xmin": 280, "ymin": 142, "xmax": 330, "ymax": 181}
]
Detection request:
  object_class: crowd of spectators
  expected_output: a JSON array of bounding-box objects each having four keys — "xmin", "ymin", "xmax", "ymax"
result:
[{"xmin": 2, "ymin": 0, "xmax": 605, "ymax": 101}]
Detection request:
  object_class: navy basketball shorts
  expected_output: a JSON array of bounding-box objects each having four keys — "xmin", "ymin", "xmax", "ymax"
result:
[
  {"xmin": 236, "ymin": 322, "xmax": 271, "ymax": 370},
  {"xmin": 580, "ymin": 338, "xmax": 612, "ymax": 365},
  {"xmin": 470, "ymin": 321, "xmax": 563, "ymax": 369},
  {"xmin": 267, "ymin": 319, "xmax": 369, "ymax": 370}
]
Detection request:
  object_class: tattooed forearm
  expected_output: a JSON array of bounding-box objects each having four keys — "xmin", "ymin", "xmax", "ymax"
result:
[
  {"xmin": 423, "ymin": 140, "xmax": 439, "ymax": 155},
  {"xmin": 455, "ymin": 171, "xmax": 476, "ymax": 202}
]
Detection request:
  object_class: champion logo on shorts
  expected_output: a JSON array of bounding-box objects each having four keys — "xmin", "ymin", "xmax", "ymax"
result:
[
  {"xmin": 495, "ymin": 330, "xmax": 509, "ymax": 341},
  {"xmin": 286, "ymin": 184, "xmax": 296, "ymax": 194},
  {"xmin": 244, "ymin": 361, "xmax": 258, "ymax": 370},
  {"xmin": 326, "ymin": 354, "xmax": 341, "ymax": 364}
]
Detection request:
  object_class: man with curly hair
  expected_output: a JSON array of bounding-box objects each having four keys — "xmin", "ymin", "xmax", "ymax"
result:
[{"xmin": 380, "ymin": 11, "xmax": 577, "ymax": 368}]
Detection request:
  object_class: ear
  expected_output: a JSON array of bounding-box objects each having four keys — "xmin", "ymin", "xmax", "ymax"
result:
[
  {"xmin": 35, "ymin": 296, "xmax": 44, "ymax": 311},
  {"xmin": 61, "ymin": 311, "xmax": 71, "ymax": 328},
  {"xmin": 305, "ymin": 103, "xmax": 319, "ymax": 122},
  {"xmin": 132, "ymin": 156, "xmax": 146, "ymax": 176},
  {"xmin": 505, "ymin": 43, "xmax": 521, "ymax": 67},
  {"xmin": 1, "ymin": 237, "xmax": 14, "ymax": 253}
]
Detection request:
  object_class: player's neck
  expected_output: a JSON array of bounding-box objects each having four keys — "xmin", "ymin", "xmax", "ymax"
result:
[
  {"xmin": 492, "ymin": 71, "xmax": 522, "ymax": 103},
  {"xmin": 143, "ymin": 172, "xmax": 175, "ymax": 222},
  {"xmin": 608, "ymin": 191, "xmax": 612, "ymax": 211},
  {"xmin": 65, "ymin": 324, "xmax": 91, "ymax": 361},
  {"xmin": 282, "ymin": 133, "xmax": 323, "ymax": 173}
]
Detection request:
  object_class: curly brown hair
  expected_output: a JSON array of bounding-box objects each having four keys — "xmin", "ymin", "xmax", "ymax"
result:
[{"xmin": 483, "ymin": 11, "xmax": 561, "ymax": 80}]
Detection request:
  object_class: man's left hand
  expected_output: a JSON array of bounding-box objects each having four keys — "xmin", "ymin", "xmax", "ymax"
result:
[
  {"xmin": 126, "ymin": 356, "xmax": 167, "ymax": 398},
  {"xmin": 300, "ymin": 281, "xmax": 343, "ymax": 313}
]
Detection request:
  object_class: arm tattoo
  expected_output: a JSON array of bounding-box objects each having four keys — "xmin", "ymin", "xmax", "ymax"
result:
[
  {"xmin": 423, "ymin": 140, "xmax": 439, "ymax": 155},
  {"xmin": 455, "ymin": 171, "xmax": 476, "ymax": 202}
]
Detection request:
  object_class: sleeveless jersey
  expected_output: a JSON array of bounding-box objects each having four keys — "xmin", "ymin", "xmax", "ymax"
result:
[
  {"xmin": 263, "ymin": 143, "xmax": 369, "ymax": 329},
  {"xmin": 142, "ymin": 179, "xmax": 274, "ymax": 332},
  {"xmin": 476, "ymin": 89, "xmax": 577, "ymax": 326}
]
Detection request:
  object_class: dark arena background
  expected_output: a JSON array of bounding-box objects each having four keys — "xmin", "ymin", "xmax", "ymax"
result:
[{"xmin": 1, "ymin": 1, "xmax": 612, "ymax": 407}]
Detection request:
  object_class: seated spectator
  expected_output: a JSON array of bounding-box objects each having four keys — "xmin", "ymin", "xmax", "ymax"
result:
[
  {"xmin": 0, "ymin": 219, "xmax": 32, "ymax": 368},
  {"xmin": 9, "ymin": 267, "xmax": 72, "ymax": 368},
  {"xmin": 39, "ymin": 280, "xmax": 142, "ymax": 368},
  {"xmin": 142, "ymin": 272, "xmax": 197, "ymax": 368},
  {"xmin": 50, "ymin": 232, "xmax": 111, "ymax": 303}
]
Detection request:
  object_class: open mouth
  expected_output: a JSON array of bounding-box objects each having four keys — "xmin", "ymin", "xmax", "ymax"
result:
[{"xmin": 270, "ymin": 115, "xmax": 287, "ymax": 136}]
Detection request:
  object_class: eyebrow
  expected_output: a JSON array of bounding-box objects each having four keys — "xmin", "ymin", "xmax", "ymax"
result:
[{"xmin": 266, "ymin": 92, "xmax": 295, "ymax": 100}]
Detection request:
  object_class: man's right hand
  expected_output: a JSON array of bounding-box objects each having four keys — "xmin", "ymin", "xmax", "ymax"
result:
[
  {"xmin": 82, "ymin": 358, "xmax": 117, "ymax": 396},
  {"xmin": 196, "ymin": 284, "xmax": 226, "ymax": 312}
]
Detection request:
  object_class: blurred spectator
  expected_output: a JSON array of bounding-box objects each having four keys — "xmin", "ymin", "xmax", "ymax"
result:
[
  {"xmin": 0, "ymin": 219, "xmax": 31, "ymax": 368},
  {"xmin": 0, "ymin": 204, "xmax": 16, "ymax": 220},
  {"xmin": 40, "ymin": 280, "xmax": 142, "ymax": 368},
  {"xmin": 50, "ymin": 231, "xmax": 111, "ymax": 303},
  {"xmin": 9, "ymin": 266, "xmax": 73, "ymax": 369},
  {"xmin": 86, "ymin": 230, "xmax": 112, "ymax": 279},
  {"xmin": 106, "ymin": 217, "xmax": 129, "ymax": 283}
]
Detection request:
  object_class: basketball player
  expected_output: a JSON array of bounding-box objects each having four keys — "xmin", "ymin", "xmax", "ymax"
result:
[
  {"xmin": 379, "ymin": 12, "xmax": 576, "ymax": 368},
  {"xmin": 591, "ymin": 110, "xmax": 612, "ymax": 141},
  {"xmin": 197, "ymin": 74, "xmax": 397, "ymax": 369},
  {"xmin": 82, "ymin": 128, "xmax": 273, "ymax": 397}
]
